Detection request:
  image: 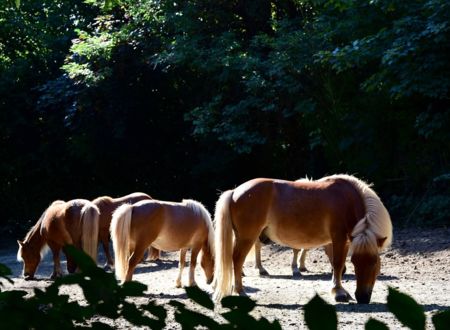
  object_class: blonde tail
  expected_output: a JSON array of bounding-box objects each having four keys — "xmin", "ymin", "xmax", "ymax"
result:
[
  {"xmin": 213, "ymin": 190, "xmax": 234, "ymax": 302},
  {"xmin": 110, "ymin": 204, "xmax": 133, "ymax": 282},
  {"xmin": 81, "ymin": 203, "xmax": 100, "ymax": 263}
]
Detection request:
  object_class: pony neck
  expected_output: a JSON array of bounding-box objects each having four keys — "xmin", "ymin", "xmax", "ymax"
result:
[{"xmin": 23, "ymin": 218, "xmax": 46, "ymax": 252}]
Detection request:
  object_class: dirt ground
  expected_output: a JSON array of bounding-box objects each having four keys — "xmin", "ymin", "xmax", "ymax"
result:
[{"xmin": 2, "ymin": 227, "xmax": 449, "ymax": 329}]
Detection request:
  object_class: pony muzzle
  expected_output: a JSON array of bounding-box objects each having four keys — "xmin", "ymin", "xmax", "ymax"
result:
[{"xmin": 355, "ymin": 288, "xmax": 372, "ymax": 304}]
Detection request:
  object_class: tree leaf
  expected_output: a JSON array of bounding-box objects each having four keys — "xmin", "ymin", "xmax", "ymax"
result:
[
  {"xmin": 387, "ymin": 287, "xmax": 425, "ymax": 330},
  {"xmin": 432, "ymin": 309, "xmax": 450, "ymax": 330},
  {"xmin": 304, "ymin": 294, "xmax": 337, "ymax": 330},
  {"xmin": 221, "ymin": 295, "xmax": 256, "ymax": 312},
  {"xmin": 365, "ymin": 318, "xmax": 390, "ymax": 330}
]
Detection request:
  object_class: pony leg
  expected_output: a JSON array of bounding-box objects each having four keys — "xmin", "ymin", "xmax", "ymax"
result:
[
  {"xmin": 102, "ymin": 237, "xmax": 114, "ymax": 269},
  {"xmin": 292, "ymin": 249, "xmax": 301, "ymax": 278},
  {"xmin": 324, "ymin": 244, "xmax": 346, "ymax": 276},
  {"xmin": 176, "ymin": 249, "xmax": 187, "ymax": 288},
  {"xmin": 146, "ymin": 247, "xmax": 161, "ymax": 262},
  {"xmin": 330, "ymin": 241, "xmax": 351, "ymax": 302},
  {"xmin": 254, "ymin": 240, "xmax": 269, "ymax": 276},
  {"xmin": 299, "ymin": 249, "xmax": 308, "ymax": 272},
  {"xmin": 125, "ymin": 247, "xmax": 146, "ymax": 282},
  {"xmin": 233, "ymin": 239, "xmax": 255, "ymax": 296},
  {"xmin": 49, "ymin": 244, "xmax": 63, "ymax": 279},
  {"xmin": 188, "ymin": 246, "xmax": 201, "ymax": 287}
]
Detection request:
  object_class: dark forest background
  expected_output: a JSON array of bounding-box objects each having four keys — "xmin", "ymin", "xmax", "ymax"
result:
[{"xmin": 1, "ymin": 0, "xmax": 449, "ymax": 237}]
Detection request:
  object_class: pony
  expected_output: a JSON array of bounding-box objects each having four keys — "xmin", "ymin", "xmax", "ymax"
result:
[
  {"xmin": 213, "ymin": 174, "xmax": 392, "ymax": 304},
  {"xmin": 110, "ymin": 199, "xmax": 215, "ymax": 287},
  {"xmin": 17, "ymin": 199, "xmax": 100, "ymax": 280},
  {"xmin": 92, "ymin": 192, "xmax": 152, "ymax": 268}
]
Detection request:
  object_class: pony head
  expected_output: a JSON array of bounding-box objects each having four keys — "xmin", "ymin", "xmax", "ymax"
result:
[
  {"xmin": 201, "ymin": 249, "xmax": 214, "ymax": 284},
  {"xmin": 17, "ymin": 240, "xmax": 41, "ymax": 280},
  {"xmin": 350, "ymin": 218, "xmax": 389, "ymax": 304}
]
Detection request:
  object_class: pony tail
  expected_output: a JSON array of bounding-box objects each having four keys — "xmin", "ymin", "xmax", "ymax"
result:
[
  {"xmin": 81, "ymin": 203, "xmax": 100, "ymax": 262},
  {"xmin": 213, "ymin": 190, "xmax": 234, "ymax": 302},
  {"xmin": 110, "ymin": 204, "xmax": 133, "ymax": 283}
]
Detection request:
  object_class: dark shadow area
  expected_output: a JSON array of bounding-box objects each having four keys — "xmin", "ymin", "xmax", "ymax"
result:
[
  {"xmin": 258, "ymin": 273, "xmax": 398, "ymax": 281},
  {"xmin": 134, "ymin": 260, "xmax": 179, "ymax": 274},
  {"xmin": 243, "ymin": 285, "xmax": 261, "ymax": 294},
  {"xmin": 256, "ymin": 302, "xmax": 303, "ymax": 310},
  {"xmin": 145, "ymin": 292, "xmax": 189, "ymax": 300},
  {"xmin": 390, "ymin": 228, "xmax": 450, "ymax": 255}
]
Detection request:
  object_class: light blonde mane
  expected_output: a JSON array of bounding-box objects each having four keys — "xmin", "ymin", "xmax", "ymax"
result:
[
  {"xmin": 323, "ymin": 174, "xmax": 393, "ymax": 255},
  {"xmin": 182, "ymin": 199, "xmax": 215, "ymax": 257},
  {"xmin": 17, "ymin": 201, "xmax": 65, "ymax": 261}
]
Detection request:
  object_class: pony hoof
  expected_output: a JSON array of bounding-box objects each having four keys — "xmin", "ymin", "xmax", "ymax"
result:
[
  {"xmin": 175, "ymin": 282, "xmax": 182, "ymax": 288},
  {"xmin": 335, "ymin": 292, "xmax": 351, "ymax": 303},
  {"xmin": 292, "ymin": 270, "xmax": 301, "ymax": 279},
  {"xmin": 299, "ymin": 267, "xmax": 308, "ymax": 272},
  {"xmin": 259, "ymin": 269, "xmax": 269, "ymax": 277}
]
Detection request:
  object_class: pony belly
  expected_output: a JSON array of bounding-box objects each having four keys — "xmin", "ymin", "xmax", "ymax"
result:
[
  {"xmin": 265, "ymin": 225, "xmax": 331, "ymax": 250},
  {"xmin": 151, "ymin": 235, "xmax": 192, "ymax": 252}
]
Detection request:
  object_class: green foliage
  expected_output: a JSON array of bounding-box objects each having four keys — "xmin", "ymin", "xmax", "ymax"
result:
[
  {"xmin": 387, "ymin": 287, "xmax": 426, "ymax": 330},
  {"xmin": 2, "ymin": 254, "xmax": 449, "ymax": 329},
  {"xmin": 432, "ymin": 309, "xmax": 450, "ymax": 330},
  {"xmin": 1, "ymin": 0, "xmax": 449, "ymax": 231},
  {"xmin": 365, "ymin": 318, "xmax": 390, "ymax": 330},
  {"xmin": 304, "ymin": 294, "xmax": 337, "ymax": 330}
]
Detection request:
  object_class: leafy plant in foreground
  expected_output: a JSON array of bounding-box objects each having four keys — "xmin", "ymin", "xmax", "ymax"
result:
[{"xmin": 1, "ymin": 247, "xmax": 449, "ymax": 329}]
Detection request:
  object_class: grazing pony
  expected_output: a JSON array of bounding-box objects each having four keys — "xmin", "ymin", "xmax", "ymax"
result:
[
  {"xmin": 92, "ymin": 192, "xmax": 152, "ymax": 268},
  {"xmin": 213, "ymin": 174, "xmax": 392, "ymax": 304},
  {"xmin": 17, "ymin": 199, "xmax": 99, "ymax": 280},
  {"xmin": 110, "ymin": 199, "xmax": 215, "ymax": 287},
  {"xmin": 254, "ymin": 177, "xmax": 337, "ymax": 277}
]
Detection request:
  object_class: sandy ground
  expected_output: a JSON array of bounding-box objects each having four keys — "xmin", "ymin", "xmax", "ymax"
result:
[{"xmin": 1, "ymin": 227, "xmax": 449, "ymax": 329}]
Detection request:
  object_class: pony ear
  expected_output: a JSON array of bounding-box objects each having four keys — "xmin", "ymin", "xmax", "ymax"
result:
[
  {"xmin": 17, "ymin": 240, "xmax": 24, "ymax": 247},
  {"xmin": 377, "ymin": 237, "xmax": 387, "ymax": 247}
]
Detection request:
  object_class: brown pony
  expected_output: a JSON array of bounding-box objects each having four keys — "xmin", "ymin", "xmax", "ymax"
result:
[
  {"xmin": 17, "ymin": 199, "xmax": 99, "ymax": 280},
  {"xmin": 213, "ymin": 174, "xmax": 392, "ymax": 304},
  {"xmin": 92, "ymin": 192, "xmax": 152, "ymax": 268},
  {"xmin": 110, "ymin": 199, "xmax": 215, "ymax": 287}
]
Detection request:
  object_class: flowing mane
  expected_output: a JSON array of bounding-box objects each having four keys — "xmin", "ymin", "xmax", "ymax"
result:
[
  {"xmin": 182, "ymin": 199, "xmax": 215, "ymax": 257},
  {"xmin": 17, "ymin": 201, "xmax": 65, "ymax": 261},
  {"xmin": 322, "ymin": 174, "xmax": 393, "ymax": 254}
]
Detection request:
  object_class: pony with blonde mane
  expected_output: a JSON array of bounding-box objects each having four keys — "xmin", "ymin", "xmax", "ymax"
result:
[
  {"xmin": 92, "ymin": 192, "xmax": 152, "ymax": 268},
  {"xmin": 213, "ymin": 174, "xmax": 392, "ymax": 304},
  {"xmin": 253, "ymin": 177, "xmax": 342, "ymax": 277},
  {"xmin": 110, "ymin": 199, "xmax": 215, "ymax": 287},
  {"xmin": 17, "ymin": 199, "xmax": 100, "ymax": 280}
]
